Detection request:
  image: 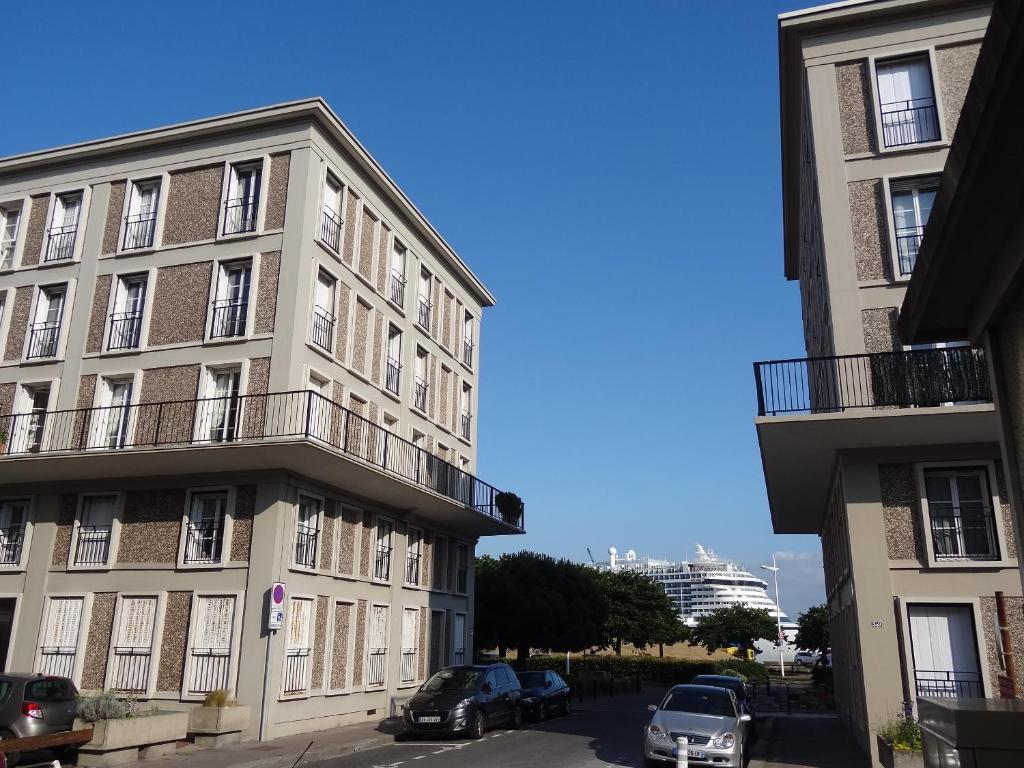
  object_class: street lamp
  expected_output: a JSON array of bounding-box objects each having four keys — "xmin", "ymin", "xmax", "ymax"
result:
[{"xmin": 761, "ymin": 556, "xmax": 785, "ymax": 678}]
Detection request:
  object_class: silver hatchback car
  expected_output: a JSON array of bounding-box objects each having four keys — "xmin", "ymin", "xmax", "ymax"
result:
[
  {"xmin": 643, "ymin": 684, "xmax": 750, "ymax": 766},
  {"xmin": 0, "ymin": 674, "xmax": 79, "ymax": 761}
]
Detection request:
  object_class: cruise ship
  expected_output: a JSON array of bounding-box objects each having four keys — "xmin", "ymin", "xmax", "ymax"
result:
[{"xmin": 597, "ymin": 545, "xmax": 798, "ymax": 640}]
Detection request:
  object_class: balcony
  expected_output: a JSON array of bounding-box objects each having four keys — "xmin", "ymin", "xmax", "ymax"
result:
[
  {"xmin": 930, "ymin": 507, "xmax": 1000, "ymax": 561},
  {"xmin": 310, "ymin": 306, "xmax": 335, "ymax": 352},
  {"xmin": 294, "ymin": 523, "xmax": 318, "ymax": 568},
  {"xmin": 73, "ymin": 525, "xmax": 111, "ymax": 566},
  {"xmin": 26, "ymin": 321, "xmax": 60, "ymax": 359},
  {"xmin": 390, "ymin": 272, "xmax": 406, "ymax": 308},
  {"xmin": 223, "ymin": 197, "xmax": 258, "ymax": 235},
  {"xmin": 461, "ymin": 411, "xmax": 472, "ymax": 440},
  {"xmin": 880, "ymin": 97, "xmax": 941, "ymax": 148},
  {"xmin": 463, "ymin": 339, "xmax": 474, "ymax": 367},
  {"xmin": 915, "ymin": 670, "xmax": 983, "ymax": 699},
  {"xmin": 0, "ymin": 390, "xmax": 523, "ymax": 535},
  {"xmin": 385, "ymin": 358, "xmax": 401, "ymax": 396},
  {"xmin": 0, "ymin": 526, "xmax": 24, "ymax": 565},
  {"xmin": 123, "ymin": 213, "xmax": 157, "ymax": 250},
  {"xmin": 374, "ymin": 544, "xmax": 392, "ymax": 581},
  {"xmin": 413, "ymin": 378, "xmax": 428, "ymax": 412},
  {"xmin": 108, "ymin": 312, "xmax": 143, "ymax": 351},
  {"xmin": 320, "ymin": 206, "xmax": 342, "ymax": 252},
  {"xmin": 45, "ymin": 225, "xmax": 77, "ymax": 262},
  {"xmin": 405, "ymin": 551, "xmax": 421, "ymax": 585},
  {"xmin": 210, "ymin": 299, "xmax": 248, "ymax": 339},
  {"xmin": 417, "ymin": 297, "xmax": 432, "ymax": 330},
  {"xmin": 896, "ymin": 225, "xmax": 925, "ymax": 277}
]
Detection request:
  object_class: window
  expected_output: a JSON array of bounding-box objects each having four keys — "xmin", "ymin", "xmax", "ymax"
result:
[
  {"xmin": 924, "ymin": 468, "xmax": 1000, "ymax": 561},
  {"xmin": 109, "ymin": 596, "xmax": 158, "ymax": 694},
  {"xmin": 414, "ymin": 348, "xmax": 428, "ymax": 412},
  {"xmin": 74, "ymin": 495, "xmax": 116, "ymax": 566},
  {"xmin": 876, "ymin": 55, "xmax": 941, "ymax": 148},
  {"xmin": 890, "ymin": 176, "xmax": 939, "ymax": 277},
  {"xmin": 432, "ymin": 535, "xmax": 447, "ymax": 590},
  {"xmin": 455, "ymin": 543, "xmax": 469, "ymax": 593},
  {"xmin": 460, "ymin": 383, "xmax": 472, "ymax": 440},
  {"xmin": 88, "ymin": 377, "xmax": 133, "ymax": 450},
  {"xmin": 0, "ymin": 205, "xmax": 21, "ymax": 270},
  {"xmin": 223, "ymin": 163, "xmax": 261, "ymax": 235},
  {"xmin": 311, "ymin": 270, "xmax": 336, "ymax": 352},
  {"xmin": 0, "ymin": 499, "xmax": 29, "ymax": 566},
  {"xmin": 320, "ymin": 176, "xmax": 343, "ymax": 251},
  {"xmin": 283, "ymin": 597, "xmax": 313, "ymax": 694},
  {"xmin": 389, "ymin": 241, "xmax": 407, "ymax": 308},
  {"xmin": 401, "ymin": 608, "xmax": 419, "ymax": 684},
  {"xmin": 306, "ymin": 373, "xmax": 332, "ymax": 442},
  {"xmin": 196, "ymin": 368, "xmax": 240, "ymax": 443},
  {"xmin": 452, "ymin": 613, "xmax": 466, "ymax": 665},
  {"xmin": 405, "ymin": 527, "xmax": 422, "ymax": 585},
  {"xmin": 39, "ymin": 597, "xmax": 84, "ymax": 679},
  {"xmin": 45, "ymin": 193, "xmax": 81, "ymax": 262},
  {"xmin": 108, "ymin": 274, "xmax": 147, "ymax": 351},
  {"xmin": 27, "ymin": 285, "xmax": 65, "ymax": 359},
  {"xmin": 463, "ymin": 312, "xmax": 474, "ymax": 367},
  {"xmin": 374, "ymin": 519, "xmax": 393, "ymax": 581},
  {"xmin": 908, "ymin": 604, "xmax": 982, "ymax": 698},
  {"xmin": 366, "ymin": 604, "xmax": 389, "ymax": 687},
  {"xmin": 295, "ymin": 495, "xmax": 321, "ymax": 569},
  {"xmin": 10, "ymin": 386, "xmax": 50, "ymax": 454},
  {"xmin": 386, "ymin": 325, "xmax": 402, "ymax": 396},
  {"xmin": 417, "ymin": 268, "xmax": 432, "ymax": 329},
  {"xmin": 183, "ymin": 492, "xmax": 227, "ymax": 565},
  {"xmin": 210, "ymin": 260, "xmax": 251, "ymax": 339},
  {"xmin": 123, "ymin": 180, "xmax": 160, "ymax": 250},
  {"xmin": 186, "ymin": 595, "xmax": 236, "ymax": 695}
]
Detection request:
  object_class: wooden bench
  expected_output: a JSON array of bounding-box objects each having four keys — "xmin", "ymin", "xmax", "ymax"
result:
[{"xmin": 0, "ymin": 727, "xmax": 95, "ymax": 754}]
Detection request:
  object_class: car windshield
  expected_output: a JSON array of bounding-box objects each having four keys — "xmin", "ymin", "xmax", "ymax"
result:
[
  {"xmin": 421, "ymin": 668, "xmax": 484, "ymax": 692},
  {"xmin": 0, "ymin": 679, "xmax": 12, "ymax": 704},
  {"xmin": 517, "ymin": 672, "xmax": 546, "ymax": 688},
  {"xmin": 693, "ymin": 677, "xmax": 745, "ymax": 699},
  {"xmin": 662, "ymin": 689, "xmax": 735, "ymax": 718}
]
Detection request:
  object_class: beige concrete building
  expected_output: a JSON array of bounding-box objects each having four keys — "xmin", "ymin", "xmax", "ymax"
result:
[
  {"xmin": 755, "ymin": 1, "xmax": 1022, "ymax": 763},
  {"xmin": 0, "ymin": 99, "xmax": 523, "ymax": 739}
]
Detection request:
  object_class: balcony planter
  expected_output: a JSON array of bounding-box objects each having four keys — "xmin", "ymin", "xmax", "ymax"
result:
[
  {"xmin": 188, "ymin": 704, "xmax": 252, "ymax": 747},
  {"xmin": 877, "ymin": 735, "xmax": 924, "ymax": 768},
  {"xmin": 73, "ymin": 711, "xmax": 188, "ymax": 766},
  {"xmin": 495, "ymin": 492, "xmax": 524, "ymax": 526}
]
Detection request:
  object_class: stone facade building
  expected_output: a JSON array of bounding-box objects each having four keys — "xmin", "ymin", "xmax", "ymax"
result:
[
  {"xmin": 754, "ymin": 1, "xmax": 1021, "ymax": 764},
  {"xmin": 0, "ymin": 99, "xmax": 522, "ymax": 739}
]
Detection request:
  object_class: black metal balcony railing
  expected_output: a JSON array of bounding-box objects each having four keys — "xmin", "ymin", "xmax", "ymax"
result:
[
  {"xmin": 108, "ymin": 312, "xmax": 143, "ymax": 351},
  {"xmin": 754, "ymin": 347, "xmax": 991, "ymax": 416},
  {"xmin": 374, "ymin": 545, "xmax": 392, "ymax": 581},
  {"xmin": 0, "ymin": 390, "xmax": 522, "ymax": 530},
  {"xmin": 413, "ymin": 378, "xmax": 428, "ymax": 412},
  {"xmin": 367, "ymin": 648, "xmax": 386, "ymax": 687},
  {"xmin": 0, "ymin": 526, "xmax": 25, "ymax": 565},
  {"xmin": 386, "ymin": 358, "xmax": 401, "ymax": 396},
  {"xmin": 417, "ymin": 297, "xmax": 432, "ymax": 329},
  {"xmin": 210, "ymin": 299, "xmax": 248, "ymax": 339},
  {"xmin": 223, "ymin": 197, "xmax": 258, "ymax": 235},
  {"xmin": 915, "ymin": 670, "xmax": 983, "ymax": 699},
  {"xmin": 461, "ymin": 411, "xmax": 472, "ymax": 440},
  {"xmin": 311, "ymin": 306, "xmax": 335, "ymax": 352},
  {"xmin": 895, "ymin": 225, "xmax": 925, "ymax": 277},
  {"xmin": 110, "ymin": 647, "xmax": 151, "ymax": 694},
  {"xmin": 123, "ymin": 213, "xmax": 157, "ymax": 250},
  {"xmin": 405, "ymin": 551, "xmax": 421, "ymax": 585},
  {"xmin": 880, "ymin": 97, "xmax": 941, "ymax": 148},
  {"xmin": 45, "ymin": 225, "xmax": 77, "ymax": 262},
  {"xmin": 463, "ymin": 339, "xmax": 474, "ymax": 367},
  {"xmin": 390, "ymin": 271, "xmax": 406, "ymax": 308},
  {"xmin": 295, "ymin": 523, "xmax": 319, "ymax": 568},
  {"xmin": 26, "ymin": 321, "xmax": 60, "ymax": 359},
  {"xmin": 184, "ymin": 520, "xmax": 224, "ymax": 564},
  {"xmin": 930, "ymin": 507, "xmax": 1000, "ymax": 561},
  {"xmin": 73, "ymin": 525, "xmax": 112, "ymax": 566},
  {"xmin": 320, "ymin": 206, "xmax": 342, "ymax": 252}
]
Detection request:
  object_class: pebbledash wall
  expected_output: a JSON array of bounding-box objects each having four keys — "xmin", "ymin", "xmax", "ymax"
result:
[{"xmin": 0, "ymin": 99, "xmax": 514, "ymax": 739}]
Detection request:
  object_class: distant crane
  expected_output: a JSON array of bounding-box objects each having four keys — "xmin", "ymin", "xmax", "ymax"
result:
[{"xmin": 586, "ymin": 547, "xmax": 595, "ymax": 564}]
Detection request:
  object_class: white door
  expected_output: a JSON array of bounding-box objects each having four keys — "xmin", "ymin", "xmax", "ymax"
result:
[
  {"xmin": 306, "ymin": 375, "xmax": 331, "ymax": 442},
  {"xmin": 11, "ymin": 387, "xmax": 50, "ymax": 453},
  {"xmin": 909, "ymin": 604, "xmax": 982, "ymax": 698},
  {"xmin": 92, "ymin": 379, "xmax": 133, "ymax": 449},
  {"xmin": 200, "ymin": 370, "xmax": 240, "ymax": 443}
]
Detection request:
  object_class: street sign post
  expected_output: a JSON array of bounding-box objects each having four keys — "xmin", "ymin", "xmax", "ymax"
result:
[{"xmin": 269, "ymin": 582, "xmax": 286, "ymax": 631}]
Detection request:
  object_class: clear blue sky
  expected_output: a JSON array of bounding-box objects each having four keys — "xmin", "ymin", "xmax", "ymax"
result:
[{"xmin": 3, "ymin": 0, "xmax": 824, "ymax": 617}]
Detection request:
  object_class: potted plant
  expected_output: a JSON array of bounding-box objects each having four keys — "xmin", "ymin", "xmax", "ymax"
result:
[
  {"xmin": 495, "ymin": 491, "xmax": 524, "ymax": 525},
  {"xmin": 188, "ymin": 689, "xmax": 251, "ymax": 747},
  {"xmin": 877, "ymin": 714, "xmax": 924, "ymax": 768},
  {"xmin": 74, "ymin": 691, "xmax": 188, "ymax": 766}
]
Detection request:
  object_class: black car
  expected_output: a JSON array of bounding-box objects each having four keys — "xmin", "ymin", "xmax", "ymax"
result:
[
  {"xmin": 403, "ymin": 664, "xmax": 522, "ymax": 739},
  {"xmin": 690, "ymin": 674, "xmax": 756, "ymax": 740},
  {"xmin": 516, "ymin": 670, "xmax": 572, "ymax": 720}
]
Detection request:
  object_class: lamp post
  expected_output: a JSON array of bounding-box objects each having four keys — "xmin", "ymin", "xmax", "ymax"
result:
[{"xmin": 761, "ymin": 556, "xmax": 785, "ymax": 678}]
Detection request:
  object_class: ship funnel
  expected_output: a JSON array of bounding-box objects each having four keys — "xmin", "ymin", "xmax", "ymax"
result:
[
  {"xmin": 626, "ymin": 549, "xmax": 636, "ymax": 561},
  {"xmin": 608, "ymin": 547, "xmax": 617, "ymax": 570}
]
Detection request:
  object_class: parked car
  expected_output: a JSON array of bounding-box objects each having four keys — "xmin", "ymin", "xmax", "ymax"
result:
[
  {"xmin": 0, "ymin": 674, "xmax": 80, "ymax": 764},
  {"xmin": 794, "ymin": 650, "xmax": 821, "ymax": 666},
  {"xmin": 403, "ymin": 664, "xmax": 522, "ymax": 739},
  {"xmin": 642, "ymin": 684, "xmax": 750, "ymax": 767},
  {"xmin": 515, "ymin": 670, "xmax": 572, "ymax": 720},
  {"xmin": 690, "ymin": 674, "xmax": 756, "ymax": 740}
]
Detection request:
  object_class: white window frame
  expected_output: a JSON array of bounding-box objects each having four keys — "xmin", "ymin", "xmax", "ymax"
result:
[
  {"xmin": 399, "ymin": 606, "xmax": 421, "ymax": 687},
  {"xmin": 217, "ymin": 157, "xmax": 268, "ymax": 240},
  {"xmin": 384, "ymin": 323, "xmax": 403, "ymax": 401},
  {"xmin": 413, "ymin": 347, "xmax": 429, "ymax": 414},
  {"xmin": 193, "ymin": 359, "xmax": 249, "ymax": 444},
  {"xmin": 868, "ymin": 48, "xmax": 948, "ymax": 154},
  {"xmin": 372, "ymin": 515, "xmax": 395, "ymax": 584},
  {"xmin": 181, "ymin": 590, "xmax": 244, "ymax": 701},
  {"xmin": 404, "ymin": 525, "xmax": 424, "ymax": 588},
  {"xmin": 915, "ymin": 461, "xmax": 1013, "ymax": 569},
  {"xmin": 388, "ymin": 238, "xmax": 408, "ymax": 312},
  {"xmin": 87, "ymin": 370, "xmax": 141, "ymax": 451},
  {"xmin": 104, "ymin": 592, "xmax": 166, "ymax": 698},
  {"xmin": 35, "ymin": 593, "xmax": 93, "ymax": 687},
  {"xmin": 0, "ymin": 290, "xmax": 10, "ymax": 358},
  {"xmin": 0, "ymin": 594, "xmax": 20, "ymax": 671},
  {"xmin": 309, "ymin": 264, "xmax": 339, "ymax": 358},
  {"xmin": 104, "ymin": 269, "xmax": 155, "ymax": 353},
  {"xmin": 291, "ymin": 491, "xmax": 324, "ymax": 573},
  {"xmin": 8, "ymin": 381, "xmax": 59, "ymax": 455},
  {"xmin": 363, "ymin": 602, "xmax": 390, "ymax": 691},
  {"xmin": 68, "ymin": 491, "xmax": 125, "ymax": 571},
  {"xmin": 281, "ymin": 593, "xmax": 316, "ymax": 698},
  {"xmin": 42, "ymin": 188, "xmax": 89, "ymax": 264},
  {"xmin": 0, "ymin": 200, "xmax": 26, "ymax": 271},
  {"xmin": 416, "ymin": 266, "xmax": 433, "ymax": 333},
  {"xmin": 459, "ymin": 382, "xmax": 473, "ymax": 445},
  {"xmin": 318, "ymin": 170, "xmax": 346, "ymax": 256},
  {"xmin": 461, "ymin": 311, "xmax": 475, "ymax": 371},
  {"xmin": 176, "ymin": 487, "xmax": 236, "ymax": 570},
  {"xmin": 881, "ymin": 170, "xmax": 943, "ymax": 282},
  {"xmin": 0, "ymin": 496, "xmax": 34, "ymax": 572},
  {"xmin": 205, "ymin": 255, "xmax": 260, "ymax": 344},
  {"xmin": 117, "ymin": 174, "xmax": 168, "ymax": 254},
  {"xmin": 325, "ymin": 600, "xmax": 356, "ymax": 695},
  {"xmin": 24, "ymin": 281, "xmax": 74, "ymax": 363}
]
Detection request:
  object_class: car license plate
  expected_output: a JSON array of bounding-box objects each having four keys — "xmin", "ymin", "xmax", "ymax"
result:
[
  {"xmin": 671, "ymin": 748, "xmax": 706, "ymax": 759},
  {"xmin": 419, "ymin": 716, "xmax": 441, "ymax": 723}
]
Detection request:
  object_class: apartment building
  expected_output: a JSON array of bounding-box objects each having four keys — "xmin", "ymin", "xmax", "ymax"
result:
[
  {"xmin": 0, "ymin": 99, "xmax": 523, "ymax": 740},
  {"xmin": 753, "ymin": 1, "xmax": 1022, "ymax": 763}
]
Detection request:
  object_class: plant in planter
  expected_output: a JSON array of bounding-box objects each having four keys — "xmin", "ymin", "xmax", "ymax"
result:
[
  {"xmin": 877, "ymin": 714, "xmax": 923, "ymax": 768},
  {"xmin": 74, "ymin": 691, "xmax": 186, "ymax": 767},
  {"xmin": 188, "ymin": 689, "xmax": 251, "ymax": 747},
  {"xmin": 495, "ymin": 491, "xmax": 524, "ymax": 525}
]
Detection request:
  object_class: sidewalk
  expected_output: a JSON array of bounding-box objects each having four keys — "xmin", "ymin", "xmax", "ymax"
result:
[{"xmin": 749, "ymin": 713, "xmax": 869, "ymax": 768}]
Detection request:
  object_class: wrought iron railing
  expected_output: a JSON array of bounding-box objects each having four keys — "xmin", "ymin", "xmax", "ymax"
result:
[
  {"xmin": 374, "ymin": 545, "xmax": 392, "ymax": 581},
  {"xmin": 123, "ymin": 213, "xmax": 157, "ymax": 250},
  {"xmin": 386, "ymin": 358, "xmax": 401, "ymax": 396},
  {"xmin": 223, "ymin": 197, "xmax": 258, "ymax": 235},
  {"xmin": 311, "ymin": 306, "xmax": 335, "ymax": 352},
  {"xmin": 320, "ymin": 206, "xmax": 342, "ymax": 251},
  {"xmin": 417, "ymin": 297, "xmax": 432, "ymax": 329},
  {"xmin": 27, "ymin": 321, "xmax": 60, "ymax": 359},
  {"xmin": 210, "ymin": 299, "xmax": 248, "ymax": 338},
  {"xmin": 366, "ymin": 648, "xmax": 386, "ymax": 687},
  {"xmin": 754, "ymin": 347, "xmax": 991, "ymax": 416},
  {"xmin": 915, "ymin": 670, "xmax": 982, "ymax": 698},
  {"xmin": 930, "ymin": 508, "xmax": 999, "ymax": 561},
  {"xmin": 463, "ymin": 339, "xmax": 474, "ymax": 367},
  {"xmin": 896, "ymin": 225, "xmax": 925, "ymax": 277},
  {"xmin": 405, "ymin": 552, "xmax": 421, "ymax": 585},
  {"xmin": 461, "ymin": 412, "xmax": 472, "ymax": 441},
  {"xmin": 283, "ymin": 649, "xmax": 310, "ymax": 694},
  {"xmin": 0, "ymin": 390, "xmax": 522, "ymax": 530},
  {"xmin": 184, "ymin": 520, "xmax": 223, "ymax": 564},
  {"xmin": 45, "ymin": 225, "xmax": 77, "ymax": 262},
  {"xmin": 295, "ymin": 523, "xmax": 319, "ymax": 568},
  {"xmin": 110, "ymin": 647, "xmax": 151, "ymax": 693},
  {"xmin": 39, "ymin": 647, "xmax": 76, "ymax": 678},
  {"xmin": 413, "ymin": 378, "xmax": 428, "ymax": 412},
  {"xmin": 401, "ymin": 649, "xmax": 417, "ymax": 683},
  {"xmin": 880, "ymin": 98, "xmax": 941, "ymax": 148},
  {"xmin": 390, "ymin": 271, "xmax": 406, "ymax": 308},
  {"xmin": 187, "ymin": 648, "xmax": 230, "ymax": 694},
  {"xmin": 0, "ymin": 526, "xmax": 24, "ymax": 565},
  {"xmin": 108, "ymin": 311, "xmax": 143, "ymax": 351},
  {"xmin": 74, "ymin": 525, "xmax": 112, "ymax": 566}
]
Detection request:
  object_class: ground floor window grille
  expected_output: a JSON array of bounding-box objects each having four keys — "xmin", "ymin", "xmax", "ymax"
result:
[
  {"xmin": 284, "ymin": 598, "xmax": 313, "ymax": 694},
  {"xmin": 110, "ymin": 596, "xmax": 157, "ymax": 693},
  {"xmin": 187, "ymin": 595, "xmax": 235, "ymax": 694},
  {"xmin": 401, "ymin": 608, "xmax": 419, "ymax": 683},
  {"xmin": 367, "ymin": 604, "xmax": 389, "ymax": 687},
  {"xmin": 39, "ymin": 597, "xmax": 83, "ymax": 678}
]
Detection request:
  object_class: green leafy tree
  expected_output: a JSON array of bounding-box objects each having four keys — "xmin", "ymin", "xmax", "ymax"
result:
[
  {"xmin": 599, "ymin": 569, "xmax": 689, "ymax": 654},
  {"xmin": 794, "ymin": 604, "xmax": 830, "ymax": 654},
  {"xmin": 689, "ymin": 604, "xmax": 777, "ymax": 655}
]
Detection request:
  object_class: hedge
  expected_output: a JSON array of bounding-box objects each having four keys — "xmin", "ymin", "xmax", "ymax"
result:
[{"xmin": 520, "ymin": 654, "xmax": 768, "ymax": 684}]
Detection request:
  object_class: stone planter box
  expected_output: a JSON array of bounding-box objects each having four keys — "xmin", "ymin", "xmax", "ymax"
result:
[
  {"xmin": 73, "ymin": 711, "xmax": 188, "ymax": 767},
  {"xmin": 877, "ymin": 735, "xmax": 924, "ymax": 768},
  {"xmin": 188, "ymin": 705, "xmax": 252, "ymax": 747}
]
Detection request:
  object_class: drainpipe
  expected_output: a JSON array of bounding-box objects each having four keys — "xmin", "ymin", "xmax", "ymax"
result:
[
  {"xmin": 996, "ymin": 591, "xmax": 1018, "ymax": 698},
  {"xmin": 891, "ymin": 597, "xmax": 913, "ymax": 717}
]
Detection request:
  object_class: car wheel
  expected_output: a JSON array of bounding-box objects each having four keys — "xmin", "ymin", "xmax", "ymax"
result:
[
  {"xmin": 0, "ymin": 729, "xmax": 21, "ymax": 767},
  {"xmin": 511, "ymin": 705, "xmax": 523, "ymax": 730},
  {"xmin": 469, "ymin": 711, "xmax": 485, "ymax": 740}
]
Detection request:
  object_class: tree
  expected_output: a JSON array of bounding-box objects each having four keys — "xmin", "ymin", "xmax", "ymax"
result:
[
  {"xmin": 689, "ymin": 604, "xmax": 777, "ymax": 656},
  {"xmin": 598, "ymin": 569, "xmax": 688, "ymax": 654},
  {"xmin": 795, "ymin": 604, "xmax": 830, "ymax": 654},
  {"xmin": 473, "ymin": 551, "xmax": 607, "ymax": 666}
]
